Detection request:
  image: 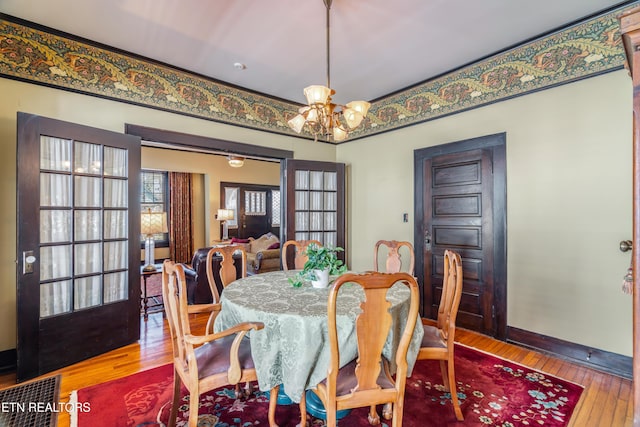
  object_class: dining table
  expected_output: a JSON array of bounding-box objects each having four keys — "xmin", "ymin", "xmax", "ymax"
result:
[{"xmin": 213, "ymin": 269, "xmax": 424, "ymax": 405}]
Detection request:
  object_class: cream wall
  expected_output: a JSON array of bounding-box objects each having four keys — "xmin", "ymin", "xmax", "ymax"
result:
[
  {"xmin": 141, "ymin": 147, "xmax": 281, "ymax": 252},
  {"xmin": 0, "ymin": 70, "xmax": 633, "ymax": 357},
  {"xmin": 0, "ymin": 77, "xmax": 336, "ymax": 352},
  {"xmin": 338, "ymin": 70, "xmax": 633, "ymax": 356}
]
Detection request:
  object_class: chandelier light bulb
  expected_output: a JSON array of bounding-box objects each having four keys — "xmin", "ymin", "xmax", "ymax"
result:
[
  {"xmin": 343, "ymin": 108, "xmax": 364, "ymax": 129},
  {"xmin": 304, "ymin": 85, "xmax": 333, "ymax": 105},
  {"xmin": 288, "ymin": 114, "xmax": 306, "ymax": 134},
  {"xmin": 346, "ymin": 100, "xmax": 371, "ymax": 116},
  {"xmin": 333, "ymin": 125, "xmax": 348, "ymax": 142}
]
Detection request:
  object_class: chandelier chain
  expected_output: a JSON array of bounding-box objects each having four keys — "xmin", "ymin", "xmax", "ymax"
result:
[{"xmin": 325, "ymin": 0, "xmax": 331, "ymax": 89}]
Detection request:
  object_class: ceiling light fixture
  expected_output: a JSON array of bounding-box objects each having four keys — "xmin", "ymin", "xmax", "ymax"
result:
[
  {"xmin": 287, "ymin": 0, "xmax": 370, "ymax": 142},
  {"xmin": 228, "ymin": 155, "xmax": 245, "ymax": 168}
]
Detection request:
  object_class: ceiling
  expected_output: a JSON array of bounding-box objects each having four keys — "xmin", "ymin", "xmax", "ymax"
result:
[{"xmin": 0, "ymin": 0, "xmax": 631, "ymax": 107}]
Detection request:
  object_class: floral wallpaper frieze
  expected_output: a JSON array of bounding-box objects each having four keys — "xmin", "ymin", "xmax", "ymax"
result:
[{"xmin": 0, "ymin": 4, "xmax": 636, "ymax": 143}]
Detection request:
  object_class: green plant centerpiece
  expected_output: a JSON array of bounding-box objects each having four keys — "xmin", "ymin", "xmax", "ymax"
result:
[{"xmin": 288, "ymin": 243, "xmax": 347, "ymax": 288}]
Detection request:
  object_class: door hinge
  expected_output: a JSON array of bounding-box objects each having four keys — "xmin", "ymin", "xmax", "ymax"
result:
[{"xmin": 492, "ymin": 305, "xmax": 496, "ymax": 319}]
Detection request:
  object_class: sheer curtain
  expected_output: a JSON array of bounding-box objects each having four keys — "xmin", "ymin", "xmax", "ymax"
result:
[
  {"xmin": 40, "ymin": 137, "xmax": 129, "ymax": 317},
  {"xmin": 169, "ymin": 172, "xmax": 193, "ymax": 264}
]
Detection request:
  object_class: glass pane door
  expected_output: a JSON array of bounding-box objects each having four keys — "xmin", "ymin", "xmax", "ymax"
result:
[
  {"xmin": 17, "ymin": 112, "xmax": 141, "ymax": 382},
  {"xmin": 294, "ymin": 170, "xmax": 338, "ymax": 247},
  {"xmin": 39, "ymin": 138, "xmax": 129, "ymax": 317},
  {"xmin": 283, "ymin": 159, "xmax": 345, "ymax": 262}
]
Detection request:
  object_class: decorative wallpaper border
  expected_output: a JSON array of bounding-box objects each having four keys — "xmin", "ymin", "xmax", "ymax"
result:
[
  {"xmin": 351, "ymin": 4, "xmax": 634, "ymax": 139},
  {"xmin": 0, "ymin": 4, "xmax": 636, "ymax": 144}
]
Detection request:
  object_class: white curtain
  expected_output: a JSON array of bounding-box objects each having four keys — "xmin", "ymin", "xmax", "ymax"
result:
[{"xmin": 39, "ymin": 137, "xmax": 129, "ymax": 317}]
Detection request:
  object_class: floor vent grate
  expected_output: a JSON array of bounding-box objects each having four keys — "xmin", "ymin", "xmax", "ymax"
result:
[{"xmin": 0, "ymin": 375, "xmax": 60, "ymax": 426}]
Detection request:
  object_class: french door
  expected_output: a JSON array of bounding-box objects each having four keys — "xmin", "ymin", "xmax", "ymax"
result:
[
  {"xmin": 281, "ymin": 159, "xmax": 345, "ymax": 264},
  {"xmin": 16, "ymin": 113, "xmax": 141, "ymax": 381}
]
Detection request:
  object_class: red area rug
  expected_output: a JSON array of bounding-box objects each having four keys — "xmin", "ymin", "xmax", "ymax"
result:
[{"xmin": 71, "ymin": 344, "xmax": 583, "ymax": 427}]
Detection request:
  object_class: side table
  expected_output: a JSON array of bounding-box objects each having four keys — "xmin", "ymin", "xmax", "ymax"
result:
[{"xmin": 141, "ymin": 263, "xmax": 164, "ymax": 320}]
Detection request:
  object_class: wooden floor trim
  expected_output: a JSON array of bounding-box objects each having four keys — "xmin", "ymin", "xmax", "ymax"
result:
[{"xmin": 507, "ymin": 326, "xmax": 632, "ymax": 379}]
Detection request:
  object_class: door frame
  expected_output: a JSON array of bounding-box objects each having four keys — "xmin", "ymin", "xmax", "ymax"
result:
[{"xmin": 414, "ymin": 133, "xmax": 507, "ymax": 340}]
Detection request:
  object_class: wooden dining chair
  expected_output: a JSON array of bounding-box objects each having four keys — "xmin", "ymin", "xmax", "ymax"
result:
[
  {"xmin": 281, "ymin": 239, "xmax": 322, "ymax": 271},
  {"xmin": 202, "ymin": 245, "xmax": 247, "ymax": 334},
  {"xmin": 370, "ymin": 239, "xmax": 415, "ymax": 422},
  {"xmin": 299, "ymin": 271, "xmax": 420, "ymax": 427},
  {"xmin": 161, "ymin": 260, "xmax": 264, "ymax": 427},
  {"xmin": 374, "ymin": 240, "xmax": 415, "ymax": 275},
  {"xmin": 417, "ymin": 249, "xmax": 464, "ymax": 421}
]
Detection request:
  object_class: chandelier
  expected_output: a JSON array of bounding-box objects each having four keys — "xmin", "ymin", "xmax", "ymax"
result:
[{"xmin": 287, "ymin": 0, "xmax": 370, "ymax": 142}]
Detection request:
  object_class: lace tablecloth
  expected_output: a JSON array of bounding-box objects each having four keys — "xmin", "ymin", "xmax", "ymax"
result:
[{"xmin": 214, "ymin": 270, "xmax": 424, "ymax": 403}]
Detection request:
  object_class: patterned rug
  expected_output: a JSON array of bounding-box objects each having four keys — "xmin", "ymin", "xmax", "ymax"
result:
[{"xmin": 71, "ymin": 344, "xmax": 583, "ymax": 427}]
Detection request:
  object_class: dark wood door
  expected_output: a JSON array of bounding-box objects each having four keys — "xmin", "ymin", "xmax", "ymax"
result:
[
  {"xmin": 281, "ymin": 159, "xmax": 346, "ymax": 265},
  {"xmin": 16, "ymin": 113, "xmax": 141, "ymax": 382},
  {"xmin": 240, "ymin": 185, "xmax": 280, "ymax": 239},
  {"xmin": 415, "ymin": 134, "xmax": 506, "ymax": 339}
]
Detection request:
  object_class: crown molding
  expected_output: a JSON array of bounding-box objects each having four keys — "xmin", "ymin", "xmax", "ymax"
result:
[{"xmin": 0, "ymin": 4, "xmax": 635, "ymax": 144}]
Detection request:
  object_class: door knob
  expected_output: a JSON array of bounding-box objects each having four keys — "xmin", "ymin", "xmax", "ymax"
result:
[
  {"xmin": 620, "ymin": 240, "xmax": 633, "ymax": 252},
  {"xmin": 424, "ymin": 231, "xmax": 432, "ymax": 251}
]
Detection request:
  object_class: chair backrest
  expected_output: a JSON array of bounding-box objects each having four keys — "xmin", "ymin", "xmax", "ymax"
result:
[
  {"xmin": 206, "ymin": 245, "xmax": 247, "ymax": 302},
  {"xmin": 162, "ymin": 260, "xmax": 195, "ymax": 369},
  {"xmin": 327, "ymin": 272, "xmax": 420, "ymax": 400},
  {"xmin": 373, "ymin": 240, "xmax": 415, "ymax": 275},
  {"xmin": 437, "ymin": 250, "xmax": 464, "ymax": 341},
  {"xmin": 281, "ymin": 240, "xmax": 322, "ymax": 271}
]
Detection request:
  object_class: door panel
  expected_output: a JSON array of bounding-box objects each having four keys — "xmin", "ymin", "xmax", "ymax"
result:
[
  {"xmin": 427, "ymin": 149, "xmax": 494, "ymax": 333},
  {"xmin": 281, "ymin": 159, "xmax": 345, "ymax": 266},
  {"xmin": 415, "ymin": 134, "xmax": 506, "ymax": 339},
  {"xmin": 17, "ymin": 112, "xmax": 141, "ymax": 381}
]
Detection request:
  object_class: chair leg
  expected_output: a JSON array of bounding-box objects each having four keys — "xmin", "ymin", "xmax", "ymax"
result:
[
  {"xmin": 368, "ymin": 405, "xmax": 380, "ymax": 425},
  {"xmin": 439, "ymin": 359, "xmax": 449, "ymax": 391},
  {"xmin": 391, "ymin": 398, "xmax": 403, "ymax": 427},
  {"xmin": 447, "ymin": 357, "xmax": 464, "ymax": 421},
  {"xmin": 188, "ymin": 389, "xmax": 199, "ymax": 427},
  {"xmin": 298, "ymin": 391, "xmax": 307, "ymax": 427},
  {"xmin": 168, "ymin": 369, "xmax": 181, "ymax": 427},
  {"xmin": 268, "ymin": 385, "xmax": 280, "ymax": 427},
  {"xmin": 326, "ymin": 403, "xmax": 337, "ymax": 427},
  {"xmin": 382, "ymin": 402, "xmax": 393, "ymax": 420}
]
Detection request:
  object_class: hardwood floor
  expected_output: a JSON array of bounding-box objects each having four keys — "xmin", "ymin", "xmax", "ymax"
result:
[{"xmin": 0, "ymin": 312, "xmax": 632, "ymax": 426}]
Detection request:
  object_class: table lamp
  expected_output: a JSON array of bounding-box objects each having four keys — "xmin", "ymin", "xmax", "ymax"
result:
[
  {"xmin": 216, "ymin": 209, "xmax": 234, "ymax": 240},
  {"xmin": 141, "ymin": 208, "xmax": 168, "ymax": 272}
]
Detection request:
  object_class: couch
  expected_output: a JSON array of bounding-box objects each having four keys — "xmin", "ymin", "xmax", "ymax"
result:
[
  {"xmin": 231, "ymin": 232, "xmax": 280, "ymax": 275},
  {"xmin": 182, "ymin": 247, "xmax": 243, "ymax": 304}
]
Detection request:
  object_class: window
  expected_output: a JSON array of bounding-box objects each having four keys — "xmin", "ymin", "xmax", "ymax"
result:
[
  {"xmin": 224, "ymin": 186, "xmax": 239, "ymax": 229},
  {"xmin": 140, "ymin": 170, "xmax": 169, "ymax": 246},
  {"xmin": 245, "ymin": 191, "xmax": 267, "ymax": 216},
  {"xmin": 271, "ymin": 190, "xmax": 281, "ymax": 226}
]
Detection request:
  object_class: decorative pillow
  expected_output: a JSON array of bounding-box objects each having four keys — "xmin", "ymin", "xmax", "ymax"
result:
[
  {"xmin": 250, "ymin": 234, "xmax": 279, "ymax": 253},
  {"xmin": 267, "ymin": 242, "xmax": 280, "ymax": 250},
  {"xmin": 231, "ymin": 237, "xmax": 250, "ymax": 244}
]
